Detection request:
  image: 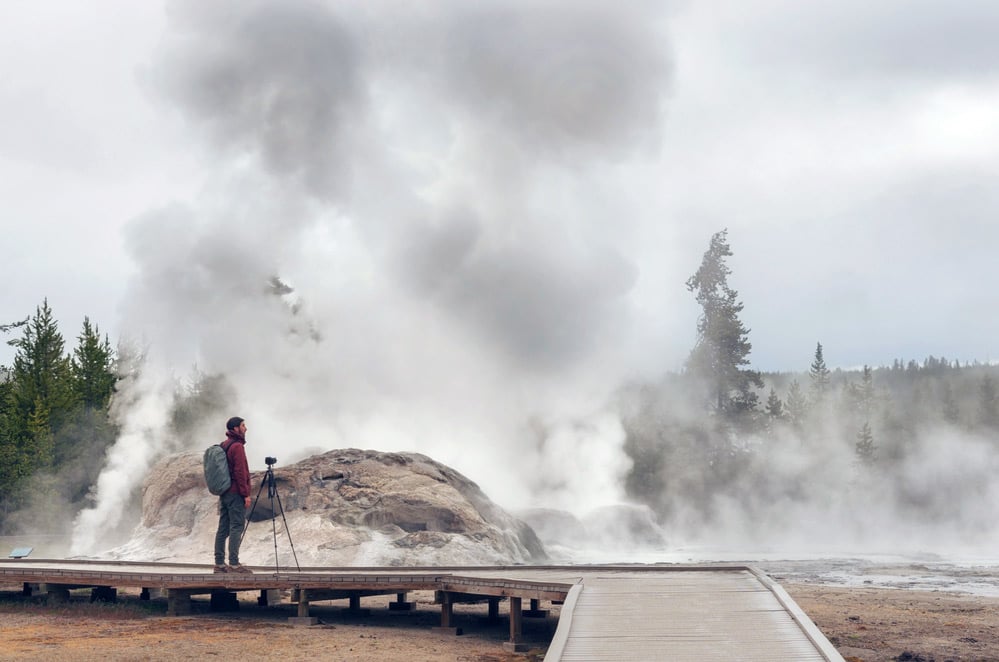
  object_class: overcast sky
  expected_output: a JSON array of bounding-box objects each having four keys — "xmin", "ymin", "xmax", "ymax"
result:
[{"xmin": 3, "ymin": 0, "xmax": 998, "ymax": 377}]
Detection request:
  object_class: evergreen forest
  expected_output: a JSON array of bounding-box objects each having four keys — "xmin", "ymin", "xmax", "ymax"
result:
[{"xmin": 0, "ymin": 301, "xmax": 117, "ymax": 535}]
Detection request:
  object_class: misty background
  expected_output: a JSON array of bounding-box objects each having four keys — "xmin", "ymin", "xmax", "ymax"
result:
[{"xmin": 2, "ymin": 1, "xmax": 998, "ymax": 559}]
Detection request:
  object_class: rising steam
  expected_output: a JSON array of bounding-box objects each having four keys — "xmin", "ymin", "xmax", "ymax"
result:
[
  {"xmin": 66, "ymin": 2, "xmax": 999, "ymax": 563},
  {"xmin": 70, "ymin": 0, "xmax": 674, "ymax": 555}
]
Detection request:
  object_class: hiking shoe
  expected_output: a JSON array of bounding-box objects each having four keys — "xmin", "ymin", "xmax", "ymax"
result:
[
  {"xmin": 213, "ymin": 565, "xmax": 227, "ymax": 574},
  {"xmin": 227, "ymin": 564, "xmax": 253, "ymax": 574}
]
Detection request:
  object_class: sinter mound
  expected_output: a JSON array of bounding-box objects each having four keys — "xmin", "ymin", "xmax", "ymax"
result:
[{"xmin": 107, "ymin": 448, "xmax": 546, "ymax": 567}]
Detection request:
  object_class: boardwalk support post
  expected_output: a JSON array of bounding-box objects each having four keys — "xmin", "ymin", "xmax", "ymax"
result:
[
  {"xmin": 258, "ymin": 589, "xmax": 279, "ymax": 606},
  {"xmin": 523, "ymin": 597, "xmax": 548, "ymax": 618},
  {"xmin": 167, "ymin": 589, "xmax": 193, "ymax": 616},
  {"xmin": 210, "ymin": 590, "xmax": 239, "ymax": 611},
  {"xmin": 388, "ymin": 592, "xmax": 415, "ymax": 611},
  {"xmin": 298, "ymin": 590, "xmax": 309, "ymax": 616},
  {"xmin": 289, "ymin": 589, "xmax": 319, "ymax": 626},
  {"xmin": 345, "ymin": 592, "xmax": 370, "ymax": 616},
  {"xmin": 503, "ymin": 596, "xmax": 530, "ymax": 653},
  {"xmin": 432, "ymin": 591, "xmax": 462, "ymax": 635},
  {"xmin": 44, "ymin": 585, "xmax": 70, "ymax": 605}
]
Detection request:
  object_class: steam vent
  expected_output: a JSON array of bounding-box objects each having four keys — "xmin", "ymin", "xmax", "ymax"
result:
[{"xmin": 109, "ymin": 449, "xmax": 547, "ymax": 566}]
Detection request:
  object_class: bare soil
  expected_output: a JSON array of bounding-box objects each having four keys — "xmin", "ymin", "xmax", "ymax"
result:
[
  {"xmin": 0, "ymin": 588, "xmax": 555, "ymax": 661},
  {"xmin": 2, "ymin": 582, "xmax": 998, "ymax": 661},
  {"xmin": 784, "ymin": 583, "xmax": 999, "ymax": 662}
]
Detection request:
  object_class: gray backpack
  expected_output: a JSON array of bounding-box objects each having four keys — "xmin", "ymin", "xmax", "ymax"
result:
[{"xmin": 203, "ymin": 441, "xmax": 232, "ymax": 495}]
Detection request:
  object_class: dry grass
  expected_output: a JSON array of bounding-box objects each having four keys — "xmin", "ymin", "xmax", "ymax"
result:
[{"xmin": 0, "ymin": 589, "xmax": 157, "ymax": 620}]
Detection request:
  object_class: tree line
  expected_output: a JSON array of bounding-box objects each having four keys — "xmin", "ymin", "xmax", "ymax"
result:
[
  {"xmin": 622, "ymin": 229, "xmax": 999, "ymax": 534},
  {"xmin": 0, "ymin": 300, "xmax": 117, "ymax": 534}
]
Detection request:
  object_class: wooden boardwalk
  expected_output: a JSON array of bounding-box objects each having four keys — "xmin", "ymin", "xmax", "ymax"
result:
[
  {"xmin": 546, "ymin": 568, "xmax": 842, "ymax": 661},
  {"xmin": 0, "ymin": 560, "xmax": 842, "ymax": 660}
]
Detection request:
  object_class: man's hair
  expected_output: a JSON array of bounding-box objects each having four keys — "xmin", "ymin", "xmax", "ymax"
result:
[{"xmin": 226, "ymin": 416, "xmax": 245, "ymax": 431}]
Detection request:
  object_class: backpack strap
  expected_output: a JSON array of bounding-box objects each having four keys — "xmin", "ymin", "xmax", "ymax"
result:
[{"xmin": 221, "ymin": 439, "xmax": 235, "ymax": 471}]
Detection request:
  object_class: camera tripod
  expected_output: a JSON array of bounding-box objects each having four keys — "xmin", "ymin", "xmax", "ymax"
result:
[{"xmin": 239, "ymin": 459, "xmax": 301, "ymax": 573}]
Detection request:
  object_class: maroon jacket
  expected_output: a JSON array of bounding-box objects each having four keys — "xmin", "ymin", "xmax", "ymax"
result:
[{"xmin": 223, "ymin": 430, "xmax": 251, "ymax": 498}]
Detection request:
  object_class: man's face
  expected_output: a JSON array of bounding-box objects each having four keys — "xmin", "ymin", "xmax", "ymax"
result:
[{"xmin": 238, "ymin": 422, "xmax": 247, "ymax": 434}]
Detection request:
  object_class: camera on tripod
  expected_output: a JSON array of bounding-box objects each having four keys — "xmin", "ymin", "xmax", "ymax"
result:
[{"xmin": 241, "ymin": 453, "xmax": 300, "ymax": 573}]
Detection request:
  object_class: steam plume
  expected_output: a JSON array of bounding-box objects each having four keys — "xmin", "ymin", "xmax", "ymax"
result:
[{"xmin": 70, "ymin": 0, "xmax": 674, "ymax": 554}]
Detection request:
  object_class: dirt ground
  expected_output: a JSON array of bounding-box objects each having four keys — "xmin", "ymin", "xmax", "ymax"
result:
[
  {"xmin": 2, "ymin": 582, "xmax": 998, "ymax": 661},
  {"xmin": 784, "ymin": 583, "xmax": 999, "ymax": 662},
  {"xmin": 0, "ymin": 588, "xmax": 555, "ymax": 662}
]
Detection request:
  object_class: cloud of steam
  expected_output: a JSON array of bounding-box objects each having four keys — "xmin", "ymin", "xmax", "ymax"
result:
[
  {"xmin": 159, "ymin": 0, "xmax": 368, "ymax": 201},
  {"xmin": 70, "ymin": 0, "xmax": 674, "ymax": 554},
  {"xmin": 65, "ymin": 1, "xmax": 999, "ymax": 563},
  {"xmin": 616, "ymin": 369, "xmax": 999, "ymax": 560},
  {"xmin": 71, "ymin": 357, "xmax": 176, "ymax": 554},
  {"xmin": 705, "ymin": 426, "xmax": 999, "ymax": 556}
]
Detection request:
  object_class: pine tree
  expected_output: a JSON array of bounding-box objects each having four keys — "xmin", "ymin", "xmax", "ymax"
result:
[
  {"xmin": 849, "ymin": 365, "xmax": 876, "ymax": 420},
  {"xmin": 809, "ymin": 342, "xmax": 830, "ymax": 402},
  {"xmin": 763, "ymin": 387, "xmax": 785, "ymax": 438},
  {"xmin": 685, "ymin": 229, "xmax": 762, "ymax": 421},
  {"xmin": 71, "ymin": 317, "xmax": 117, "ymax": 410},
  {"xmin": 5, "ymin": 300, "xmax": 75, "ymax": 470},
  {"xmin": 784, "ymin": 379, "xmax": 808, "ymax": 432},
  {"xmin": 765, "ymin": 388, "xmax": 785, "ymax": 420},
  {"xmin": 855, "ymin": 421, "xmax": 877, "ymax": 465},
  {"xmin": 0, "ymin": 376, "xmax": 20, "ymax": 506},
  {"xmin": 26, "ymin": 400, "xmax": 55, "ymax": 468}
]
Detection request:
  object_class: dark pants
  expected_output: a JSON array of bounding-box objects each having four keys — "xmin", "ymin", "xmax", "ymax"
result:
[{"xmin": 214, "ymin": 492, "xmax": 246, "ymax": 565}]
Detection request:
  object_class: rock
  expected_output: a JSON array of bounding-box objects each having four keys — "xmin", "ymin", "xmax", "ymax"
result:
[{"xmin": 106, "ymin": 448, "xmax": 547, "ymax": 567}]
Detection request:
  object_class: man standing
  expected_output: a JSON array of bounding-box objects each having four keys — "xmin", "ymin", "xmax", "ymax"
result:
[{"xmin": 214, "ymin": 416, "xmax": 253, "ymax": 573}]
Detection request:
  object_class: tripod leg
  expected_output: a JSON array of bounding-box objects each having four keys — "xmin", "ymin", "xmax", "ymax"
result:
[
  {"xmin": 269, "ymin": 491, "xmax": 279, "ymax": 575},
  {"xmin": 271, "ymin": 487, "xmax": 301, "ymax": 571},
  {"xmin": 238, "ymin": 475, "xmax": 269, "ymax": 547}
]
